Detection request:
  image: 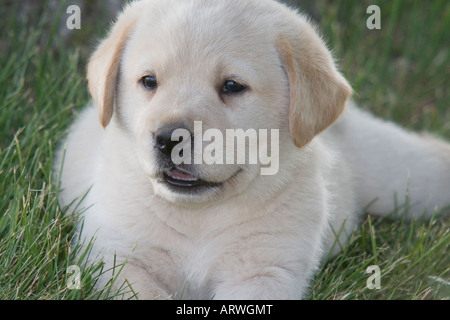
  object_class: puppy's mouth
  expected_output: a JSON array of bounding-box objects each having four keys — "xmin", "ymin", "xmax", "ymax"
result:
[{"xmin": 161, "ymin": 168, "xmax": 222, "ymax": 192}]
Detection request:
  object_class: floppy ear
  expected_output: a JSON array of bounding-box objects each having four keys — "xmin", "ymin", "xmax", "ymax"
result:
[
  {"xmin": 277, "ymin": 19, "xmax": 352, "ymax": 148},
  {"xmin": 87, "ymin": 5, "xmax": 139, "ymax": 128}
]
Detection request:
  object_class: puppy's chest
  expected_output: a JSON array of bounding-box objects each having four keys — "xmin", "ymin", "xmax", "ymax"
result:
[
  {"xmin": 139, "ymin": 226, "xmax": 232, "ymax": 299},
  {"xmin": 167, "ymin": 238, "xmax": 227, "ymax": 299}
]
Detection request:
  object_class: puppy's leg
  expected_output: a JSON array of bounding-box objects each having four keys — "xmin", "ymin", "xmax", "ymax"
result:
[
  {"xmin": 99, "ymin": 260, "xmax": 173, "ymax": 300},
  {"xmin": 332, "ymin": 102, "xmax": 450, "ymax": 218},
  {"xmin": 212, "ymin": 266, "xmax": 312, "ymax": 300},
  {"xmin": 210, "ymin": 229, "xmax": 324, "ymax": 299}
]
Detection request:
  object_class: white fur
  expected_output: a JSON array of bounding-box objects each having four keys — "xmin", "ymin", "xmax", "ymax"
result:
[{"xmin": 55, "ymin": 0, "xmax": 450, "ymax": 299}]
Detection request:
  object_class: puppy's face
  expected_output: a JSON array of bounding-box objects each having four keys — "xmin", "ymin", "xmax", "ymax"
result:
[{"xmin": 87, "ymin": 0, "xmax": 351, "ymax": 205}]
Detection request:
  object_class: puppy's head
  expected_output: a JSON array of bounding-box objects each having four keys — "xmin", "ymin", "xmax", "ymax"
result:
[{"xmin": 87, "ymin": 0, "xmax": 351, "ymax": 204}]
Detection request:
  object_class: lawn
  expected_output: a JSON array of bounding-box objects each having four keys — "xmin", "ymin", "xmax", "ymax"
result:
[{"xmin": 0, "ymin": 0, "xmax": 448, "ymax": 300}]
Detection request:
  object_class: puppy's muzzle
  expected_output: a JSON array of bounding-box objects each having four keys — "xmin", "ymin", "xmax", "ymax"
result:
[{"xmin": 153, "ymin": 124, "xmax": 223, "ymax": 191}]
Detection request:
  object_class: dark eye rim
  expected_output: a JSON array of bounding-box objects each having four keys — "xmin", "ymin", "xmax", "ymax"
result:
[
  {"xmin": 141, "ymin": 75, "xmax": 158, "ymax": 90},
  {"xmin": 222, "ymin": 80, "xmax": 246, "ymax": 94}
]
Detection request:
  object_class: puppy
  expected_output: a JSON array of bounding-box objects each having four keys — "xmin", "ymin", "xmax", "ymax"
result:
[{"xmin": 56, "ymin": 0, "xmax": 450, "ymax": 299}]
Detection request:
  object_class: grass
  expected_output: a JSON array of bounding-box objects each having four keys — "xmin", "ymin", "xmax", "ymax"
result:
[
  {"xmin": 0, "ymin": 0, "xmax": 448, "ymax": 300},
  {"xmin": 311, "ymin": 214, "xmax": 449, "ymax": 299}
]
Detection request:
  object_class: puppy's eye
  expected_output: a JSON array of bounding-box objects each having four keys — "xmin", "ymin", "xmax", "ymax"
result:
[
  {"xmin": 223, "ymin": 80, "xmax": 245, "ymax": 93},
  {"xmin": 141, "ymin": 76, "xmax": 158, "ymax": 90}
]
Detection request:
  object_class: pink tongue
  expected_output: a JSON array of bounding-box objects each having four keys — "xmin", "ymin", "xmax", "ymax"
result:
[{"xmin": 168, "ymin": 169, "xmax": 199, "ymax": 182}]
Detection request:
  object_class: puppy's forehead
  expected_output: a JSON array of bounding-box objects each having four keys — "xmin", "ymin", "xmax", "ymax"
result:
[{"xmin": 125, "ymin": 0, "xmax": 281, "ymax": 70}]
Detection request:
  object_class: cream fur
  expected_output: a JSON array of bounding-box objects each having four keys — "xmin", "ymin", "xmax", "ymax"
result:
[{"xmin": 55, "ymin": 0, "xmax": 450, "ymax": 299}]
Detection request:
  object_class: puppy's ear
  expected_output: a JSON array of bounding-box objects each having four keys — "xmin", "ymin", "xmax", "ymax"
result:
[
  {"xmin": 87, "ymin": 6, "xmax": 138, "ymax": 128},
  {"xmin": 277, "ymin": 19, "xmax": 352, "ymax": 148}
]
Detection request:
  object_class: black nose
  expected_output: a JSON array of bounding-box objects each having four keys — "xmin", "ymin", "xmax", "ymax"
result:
[
  {"xmin": 155, "ymin": 129, "xmax": 178, "ymax": 157},
  {"xmin": 154, "ymin": 124, "xmax": 190, "ymax": 158}
]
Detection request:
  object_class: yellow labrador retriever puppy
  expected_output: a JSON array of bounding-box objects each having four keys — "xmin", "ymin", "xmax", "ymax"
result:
[{"xmin": 56, "ymin": 0, "xmax": 450, "ymax": 299}]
